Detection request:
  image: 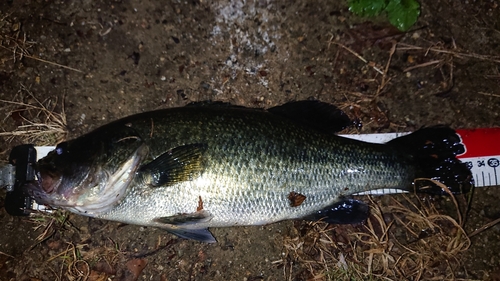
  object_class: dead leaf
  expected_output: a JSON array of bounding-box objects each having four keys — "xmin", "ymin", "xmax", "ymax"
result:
[
  {"xmin": 288, "ymin": 192, "xmax": 307, "ymax": 207},
  {"xmin": 125, "ymin": 258, "xmax": 148, "ymax": 281},
  {"xmin": 88, "ymin": 270, "xmax": 109, "ymax": 281},
  {"xmin": 197, "ymin": 196, "xmax": 203, "ymax": 212}
]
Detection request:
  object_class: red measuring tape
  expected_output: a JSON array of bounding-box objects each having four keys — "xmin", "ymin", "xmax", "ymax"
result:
[{"xmin": 456, "ymin": 128, "xmax": 500, "ymax": 187}]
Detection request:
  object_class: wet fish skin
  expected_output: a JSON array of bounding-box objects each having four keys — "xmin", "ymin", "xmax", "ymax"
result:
[{"xmin": 25, "ymin": 101, "xmax": 471, "ymax": 243}]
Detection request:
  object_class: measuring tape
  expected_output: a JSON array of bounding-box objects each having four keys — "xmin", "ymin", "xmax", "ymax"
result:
[
  {"xmin": 34, "ymin": 128, "xmax": 500, "ymax": 188},
  {"xmin": 456, "ymin": 128, "xmax": 500, "ymax": 187}
]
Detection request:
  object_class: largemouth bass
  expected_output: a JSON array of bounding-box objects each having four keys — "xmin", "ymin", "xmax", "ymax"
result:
[{"xmin": 23, "ymin": 101, "xmax": 472, "ymax": 242}]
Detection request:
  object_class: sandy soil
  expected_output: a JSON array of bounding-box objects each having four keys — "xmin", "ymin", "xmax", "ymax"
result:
[{"xmin": 1, "ymin": 0, "xmax": 500, "ymax": 280}]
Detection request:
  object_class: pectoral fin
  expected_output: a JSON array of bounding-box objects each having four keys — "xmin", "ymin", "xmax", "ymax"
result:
[
  {"xmin": 153, "ymin": 210, "xmax": 212, "ymax": 225},
  {"xmin": 153, "ymin": 210, "xmax": 216, "ymax": 243},
  {"xmin": 138, "ymin": 143, "xmax": 207, "ymax": 187},
  {"xmin": 304, "ymin": 199, "xmax": 369, "ymax": 224}
]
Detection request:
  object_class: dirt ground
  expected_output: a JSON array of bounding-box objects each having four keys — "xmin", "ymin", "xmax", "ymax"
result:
[{"xmin": 1, "ymin": 0, "xmax": 500, "ymax": 280}]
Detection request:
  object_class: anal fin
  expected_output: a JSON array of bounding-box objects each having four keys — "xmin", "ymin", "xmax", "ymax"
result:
[{"xmin": 304, "ymin": 199, "xmax": 369, "ymax": 224}]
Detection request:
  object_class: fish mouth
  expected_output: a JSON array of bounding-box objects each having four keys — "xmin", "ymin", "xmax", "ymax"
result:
[
  {"xmin": 23, "ymin": 181, "xmax": 42, "ymax": 198},
  {"xmin": 22, "ymin": 165, "xmax": 68, "ymax": 207},
  {"xmin": 38, "ymin": 170, "xmax": 62, "ymax": 194},
  {"xmin": 23, "ymin": 180, "xmax": 59, "ymax": 206}
]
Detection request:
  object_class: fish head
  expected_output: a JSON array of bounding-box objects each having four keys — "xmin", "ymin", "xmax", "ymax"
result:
[{"xmin": 24, "ymin": 125, "xmax": 149, "ymax": 214}]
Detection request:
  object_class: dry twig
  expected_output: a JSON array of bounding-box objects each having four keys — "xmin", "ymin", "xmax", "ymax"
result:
[
  {"xmin": 0, "ymin": 34, "xmax": 83, "ymax": 72},
  {"xmin": 282, "ymin": 189, "xmax": 470, "ymax": 280},
  {"xmin": 330, "ymin": 39, "xmax": 384, "ymax": 75},
  {"xmin": 396, "ymin": 42, "xmax": 500, "ymax": 63},
  {"xmin": 0, "ymin": 85, "xmax": 67, "ymax": 145}
]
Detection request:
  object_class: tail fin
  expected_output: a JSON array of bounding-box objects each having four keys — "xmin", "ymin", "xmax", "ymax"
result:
[{"xmin": 387, "ymin": 125, "xmax": 473, "ymax": 194}]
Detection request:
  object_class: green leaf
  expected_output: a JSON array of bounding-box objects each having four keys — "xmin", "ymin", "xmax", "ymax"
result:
[
  {"xmin": 385, "ymin": 0, "xmax": 420, "ymax": 31},
  {"xmin": 348, "ymin": 0, "xmax": 387, "ymax": 17}
]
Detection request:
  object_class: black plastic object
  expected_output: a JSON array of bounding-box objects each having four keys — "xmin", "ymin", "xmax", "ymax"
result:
[{"xmin": 5, "ymin": 144, "xmax": 37, "ymax": 216}]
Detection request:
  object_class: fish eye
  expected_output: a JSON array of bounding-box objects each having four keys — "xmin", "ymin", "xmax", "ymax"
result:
[{"xmin": 55, "ymin": 143, "xmax": 68, "ymax": 155}]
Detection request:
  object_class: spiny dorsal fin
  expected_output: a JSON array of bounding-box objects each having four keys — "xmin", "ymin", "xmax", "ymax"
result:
[
  {"xmin": 268, "ymin": 100, "xmax": 352, "ymax": 133},
  {"xmin": 138, "ymin": 143, "xmax": 207, "ymax": 187}
]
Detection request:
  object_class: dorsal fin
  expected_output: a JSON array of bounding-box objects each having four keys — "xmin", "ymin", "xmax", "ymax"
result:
[
  {"xmin": 187, "ymin": 100, "xmax": 353, "ymax": 133},
  {"xmin": 268, "ymin": 100, "xmax": 352, "ymax": 133},
  {"xmin": 186, "ymin": 101, "xmax": 248, "ymax": 109}
]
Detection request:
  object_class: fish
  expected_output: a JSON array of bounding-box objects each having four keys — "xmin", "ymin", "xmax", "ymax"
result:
[{"xmin": 23, "ymin": 101, "xmax": 473, "ymax": 243}]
